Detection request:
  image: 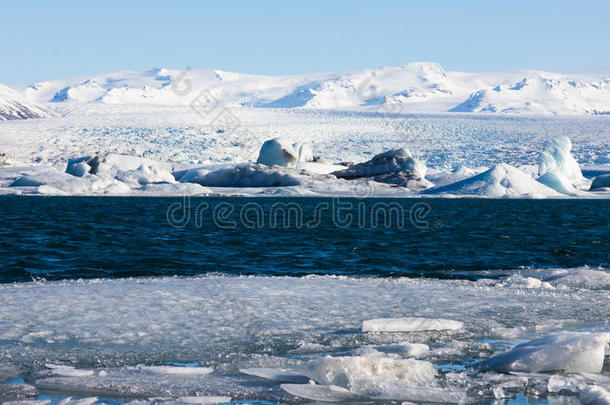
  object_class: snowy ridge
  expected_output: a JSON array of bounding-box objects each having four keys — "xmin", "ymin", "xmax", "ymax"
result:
[
  {"xmin": 0, "ymin": 83, "xmax": 52, "ymax": 121},
  {"xmin": 17, "ymin": 63, "xmax": 610, "ymax": 115}
]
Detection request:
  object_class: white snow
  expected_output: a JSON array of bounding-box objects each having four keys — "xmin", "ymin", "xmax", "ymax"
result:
[
  {"xmin": 0, "ymin": 83, "xmax": 51, "ymax": 121},
  {"xmin": 362, "ymin": 317, "xmax": 464, "ymax": 332},
  {"xmin": 15, "ymin": 63, "xmax": 610, "ymax": 115},
  {"xmin": 476, "ymin": 332, "xmax": 610, "ymax": 373}
]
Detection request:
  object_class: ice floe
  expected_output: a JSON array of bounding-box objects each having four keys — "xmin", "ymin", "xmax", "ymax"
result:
[
  {"xmin": 362, "ymin": 317, "xmax": 464, "ymax": 332},
  {"xmin": 0, "ymin": 274, "xmax": 609, "ymax": 402},
  {"xmin": 476, "ymin": 332, "xmax": 610, "ymax": 373}
]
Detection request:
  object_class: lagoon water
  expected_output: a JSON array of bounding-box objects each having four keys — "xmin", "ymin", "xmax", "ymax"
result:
[{"xmin": 0, "ymin": 196, "xmax": 608, "ymax": 282}]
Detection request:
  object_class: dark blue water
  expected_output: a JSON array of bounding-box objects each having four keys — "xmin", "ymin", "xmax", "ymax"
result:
[{"xmin": 0, "ymin": 196, "xmax": 608, "ymax": 283}]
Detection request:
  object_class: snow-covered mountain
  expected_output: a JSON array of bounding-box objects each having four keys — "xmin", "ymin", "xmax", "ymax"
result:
[
  {"xmin": 16, "ymin": 63, "xmax": 610, "ymax": 115},
  {"xmin": 0, "ymin": 83, "xmax": 52, "ymax": 121}
]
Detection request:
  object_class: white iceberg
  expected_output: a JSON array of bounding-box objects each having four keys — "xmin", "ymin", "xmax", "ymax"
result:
[
  {"xmin": 476, "ymin": 332, "xmax": 610, "ymax": 373},
  {"xmin": 292, "ymin": 142, "xmax": 314, "ymax": 163},
  {"xmin": 426, "ymin": 163, "xmax": 562, "ymax": 198},
  {"xmin": 256, "ymin": 138, "xmax": 299, "ymax": 167},
  {"xmin": 66, "ymin": 153, "xmax": 176, "ymax": 187},
  {"xmin": 362, "ymin": 317, "xmax": 464, "ymax": 332},
  {"xmin": 332, "ymin": 147, "xmax": 431, "ymax": 190},
  {"xmin": 175, "ymin": 163, "xmax": 303, "ymax": 187},
  {"xmin": 537, "ymin": 136, "xmax": 590, "ymax": 195},
  {"xmin": 9, "ymin": 169, "xmax": 131, "ymax": 195}
]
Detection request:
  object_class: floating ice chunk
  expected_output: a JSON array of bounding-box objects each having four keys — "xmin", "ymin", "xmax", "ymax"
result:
[
  {"xmin": 502, "ymin": 275, "xmax": 555, "ymax": 290},
  {"xmin": 57, "ymin": 397, "xmax": 99, "ymax": 405},
  {"xmin": 591, "ymin": 174, "xmax": 610, "ymax": 190},
  {"xmin": 176, "ymin": 164, "xmax": 302, "ymax": 187},
  {"xmin": 295, "ymin": 161, "xmax": 346, "ymax": 174},
  {"xmin": 136, "ymin": 365, "xmax": 214, "ymax": 375},
  {"xmin": 176, "ymin": 396, "xmax": 232, "ymax": 404},
  {"xmin": 256, "ymin": 138, "xmax": 298, "ymax": 167},
  {"xmin": 549, "ymin": 268, "xmax": 610, "ymax": 290},
  {"xmin": 476, "ymin": 332, "xmax": 610, "ymax": 373},
  {"xmin": 426, "ymin": 163, "xmax": 561, "ymax": 198},
  {"xmin": 115, "ymin": 165, "xmax": 176, "ymax": 185},
  {"xmin": 281, "ymin": 383, "xmax": 363, "ymax": 402},
  {"xmin": 537, "ymin": 136, "xmax": 590, "ymax": 194},
  {"xmin": 2, "ymin": 401, "xmax": 51, "ymax": 405},
  {"xmin": 9, "ymin": 169, "xmax": 131, "ymax": 195},
  {"xmin": 0, "ymin": 153, "xmax": 19, "ymax": 167},
  {"xmin": 295, "ymin": 356, "xmax": 437, "ymax": 396},
  {"xmin": 581, "ymin": 385, "xmax": 610, "ymax": 405},
  {"xmin": 239, "ymin": 367, "xmax": 311, "ymax": 383},
  {"xmin": 292, "ymin": 143, "xmax": 314, "ymax": 163},
  {"xmin": 372, "ymin": 385, "xmax": 467, "ymax": 403},
  {"xmin": 65, "ymin": 157, "xmax": 92, "ymax": 177},
  {"xmin": 46, "ymin": 364, "xmax": 94, "ymax": 377},
  {"xmin": 537, "ymin": 171, "xmax": 582, "ymax": 195},
  {"xmin": 547, "ymin": 374, "xmax": 584, "ymax": 393},
  {"xmin": 371, "ymin": 342, "xmax": 430, "ymax": 358},
  {"xmin": 362, "ymin": 317, "xmax": 463, "ymax": 332},
  {"xmin": 425, "ymin": 166, "xmax": 488, "ymax": 187},
  {"xmin": 66, "ymin": 154, "xmax": 173, "ymax": 177},
  {"xmin": 332, "ymin": 147, "xmax": 430, "ymax": 189}
]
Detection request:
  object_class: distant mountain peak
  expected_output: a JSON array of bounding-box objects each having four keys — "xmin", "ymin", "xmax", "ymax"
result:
[{"xmin": 14, "ymin": 63, "xmax": 610, "ymax": 115}]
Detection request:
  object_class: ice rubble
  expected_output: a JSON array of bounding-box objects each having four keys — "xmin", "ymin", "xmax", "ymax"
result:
[
  {"xmin": 426, "ymin": 163, "xmax": 562, "ymax": 198},
  {"xmin": 476, "ymin": 332, "xmax": 610, "ymax": 373},
  {"xmin": 1, "ymin": 274, "xmax": 609, "ymax": 402}
]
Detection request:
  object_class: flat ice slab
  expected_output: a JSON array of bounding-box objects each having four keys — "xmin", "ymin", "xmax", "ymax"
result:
[{"xmin": 362, "ymin": 317, "xmax": 464, "ymax": 332}]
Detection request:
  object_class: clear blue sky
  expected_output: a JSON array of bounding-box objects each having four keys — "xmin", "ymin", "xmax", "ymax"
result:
[{"xmin": 1, "ymin": 0, "xmax": 609, "ymax": 84}]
